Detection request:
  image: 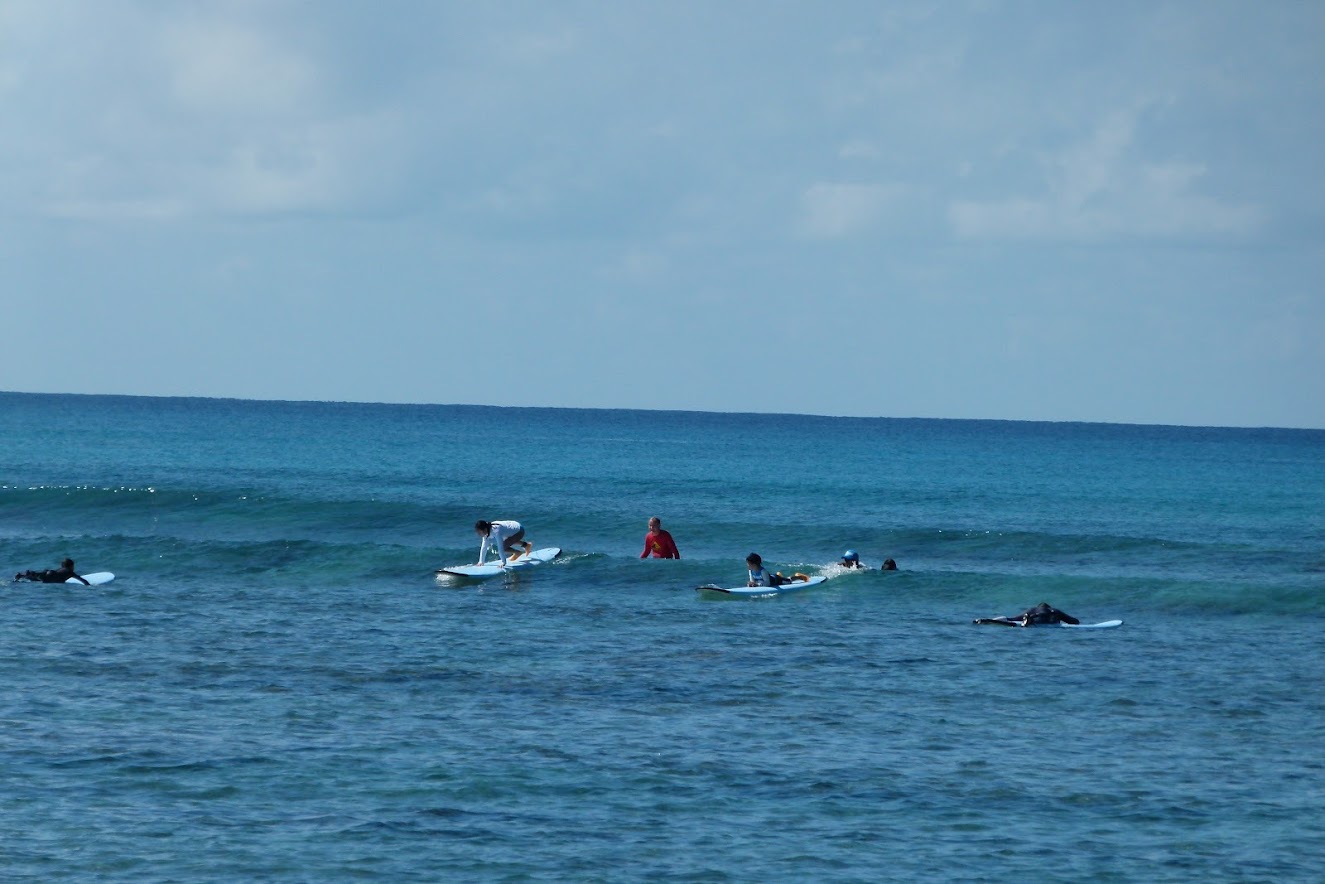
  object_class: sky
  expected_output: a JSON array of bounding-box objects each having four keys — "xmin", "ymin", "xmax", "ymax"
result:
[{"xmin": 2, "ymin": 1, "xmax": 1323, "ymax": 428}]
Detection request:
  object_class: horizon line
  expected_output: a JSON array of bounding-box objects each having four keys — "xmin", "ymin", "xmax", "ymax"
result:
[{"xmin": 4, "ymin": 388, "xmax": 1320, "ymax": 433}]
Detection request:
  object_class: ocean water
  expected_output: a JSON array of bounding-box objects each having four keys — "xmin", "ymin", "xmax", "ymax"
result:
[{"xmin": 2, "ymin": 392, "xmax": 1323, "ymax": 881}]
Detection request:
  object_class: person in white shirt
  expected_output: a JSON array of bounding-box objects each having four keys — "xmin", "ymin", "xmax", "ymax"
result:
[
  {"xmin": 475, "ymin": 519, "xmax": 532, "ymax": 568},
  {"xmin": 746, "ymin": 552, "xmax": 771, "ymax": 586},
  {"xmin": 745, "ymin": 552, "xmax": 809, "ymax": 588}
]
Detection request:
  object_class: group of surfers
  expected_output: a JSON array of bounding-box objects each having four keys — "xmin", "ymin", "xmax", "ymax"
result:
[
  {"xmin": 477, "ymin": 517, "xmax": 897, "ymax": 586},
  {"xmin": 477, "ymin": 519, "xmax": 1075, "ymax": 622},
  {"xmin": 14, "ymin": 524, "xmax": 1079, "ymax": 626},
  {"xmin": 474, "ymin": 518, "xmax": 1077, "ymax": 624}
]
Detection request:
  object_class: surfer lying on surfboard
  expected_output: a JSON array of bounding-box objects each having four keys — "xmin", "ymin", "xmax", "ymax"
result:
[
  {"xmin": 746, "ymin": 553, "xmax": 810, "ymax": 588},
  {"xmin": 974, "ymin": 602, "xmax": 1079, "ymax": 627},
  {"xmin": 14, "ymin": 558, "xmax": 90, "ymax": 585}
]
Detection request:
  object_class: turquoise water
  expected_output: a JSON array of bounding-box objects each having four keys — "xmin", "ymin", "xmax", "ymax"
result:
[{"xmin": 2, "ymin": 392, "xmax": 1323, "ymax": 880}]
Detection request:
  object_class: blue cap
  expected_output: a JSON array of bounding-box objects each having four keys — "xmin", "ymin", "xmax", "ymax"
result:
[{"xmin": 842, "ymin": 550, "xmax": 858, "ymax": 561}]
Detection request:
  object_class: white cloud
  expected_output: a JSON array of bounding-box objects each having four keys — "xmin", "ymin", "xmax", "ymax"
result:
[
  {"xmin": 950, "ymin": 108, "xmax": 1264, "ymax": 241},
  {"xmin": 472, "ymin": 183, "xmax": 553, "ymax": 220},
  {"xmin": 798, "ymin": 183, "xmax": 897, "ymax": 238},
  {"xmin": 160, "ymin": 18, "xmax": 317, "ymax": 116},
  {"xmin": 599, "ymin": 248, "xmax": 667, "ymax": 283},
  {"xmin": 213, "ymin": 139, "xmax": 336, "ymax": 215},
  {"xmin": 0, "ymin": 7, "xmax": 414, "ymax": 222},
  {"xmin": 838, "ymin": 140, "xmax": 881, "ymax": 160},
  {"xmin": 43, "ymin": 197, "xmax": 187, "ymax": 222},
  {"xmin": 493, "ymin": 27, "xmax": 580, "ymax": 65}
]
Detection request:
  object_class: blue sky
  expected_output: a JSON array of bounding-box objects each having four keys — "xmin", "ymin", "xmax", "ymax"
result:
[{"xmin": 3, "ymin": 1, "xmax": 1322, "ymax": 428}]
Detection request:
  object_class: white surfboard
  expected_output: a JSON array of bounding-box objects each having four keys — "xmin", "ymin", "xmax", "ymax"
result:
[
  {"xmin": 696, "ymin": 575, "xmax": 828, "ymax": 599},
  {"xmin": 436, "ymin": 547, "xmax": 561, "ymax": 580},
  {"xmin": 69, "ymin": 572, "xmax": 114, "ymax": 586},
  {"xmin": 1060, "ymin": 619, "xmax": 1122, "ymax": 629}
]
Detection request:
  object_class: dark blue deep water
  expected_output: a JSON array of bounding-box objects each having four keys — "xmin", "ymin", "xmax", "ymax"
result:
[{"xmin": 2, "ymin": 393, "xmax": 1323, "ymax": 880}]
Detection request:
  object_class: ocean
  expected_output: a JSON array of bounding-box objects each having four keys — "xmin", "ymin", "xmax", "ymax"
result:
[{"xmin": 2, "ymin": 392, "xmax": 1322, "ymax": 881}]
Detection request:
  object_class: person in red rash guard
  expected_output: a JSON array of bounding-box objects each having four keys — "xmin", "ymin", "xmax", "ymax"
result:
[{"xmin": 639, "ymin": 517, "xmax": 681, "ymax": 559}]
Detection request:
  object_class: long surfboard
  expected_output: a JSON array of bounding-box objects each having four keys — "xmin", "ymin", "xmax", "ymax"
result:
[
  {"xmin": 436, "ymin": 547, "xmax": 561, "ymax": 581},
  {"xmin": 13, "ymin": 571, "xmax": 114, "ymax": 586},
  {"xmin": 696, "ymin": 575, "xmax": 828, "ymax": 599}
]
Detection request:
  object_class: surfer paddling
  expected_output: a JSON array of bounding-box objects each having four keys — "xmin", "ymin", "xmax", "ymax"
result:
[
  {"xmin": 840, "ymin": 550, "xmax": 865, "ymax": 569},
  {"xmin": 974, "ymin": 602, "xmax": 1079, "ymax": 627},
  {"xmin": 475, "ymin": 520, "xmax": 533, "ymax": 569},
  {"xmin": 14, "ymin": 558, "xmax": 90, "ymax": 586}
]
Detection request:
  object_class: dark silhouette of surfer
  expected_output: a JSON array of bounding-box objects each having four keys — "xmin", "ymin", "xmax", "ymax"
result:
[
  {"xmin": 14, "ymin": 558, "xmax": 90, "ymax": 585},
  {"xmin": 974, "ymin": 602, "xmax": 1079, "ymax": 627}
]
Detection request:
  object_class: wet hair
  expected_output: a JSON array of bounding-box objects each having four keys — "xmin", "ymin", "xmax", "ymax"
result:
[
  {"xmin": 745, "ymin": 553, "xmax": 762, "ymax": 566},
  {"xmin": 881, "ymin": 558, "xmax": 897, "ymax": 571},
  {"xmin": 62, "ymin": 558, "xmax": 74, "ymax": 569},
  {"xmin": 475, "ymin": 520, "xmax": 492, "ymax": 533}
]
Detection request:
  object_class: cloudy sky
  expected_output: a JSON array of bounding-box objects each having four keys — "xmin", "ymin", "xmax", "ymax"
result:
[{"xmin": 3, "ymin": 1, "xmax": 1322, "ymax": 427}]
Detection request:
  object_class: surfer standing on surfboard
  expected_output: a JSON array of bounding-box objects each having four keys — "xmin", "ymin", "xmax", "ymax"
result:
[{"xmin": 475, "ymin": 520, "xmax": 533, "ymax": 569}]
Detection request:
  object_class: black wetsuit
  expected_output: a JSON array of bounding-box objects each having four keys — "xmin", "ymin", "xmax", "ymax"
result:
[
  {"xmin": 1018, "ymin": 603, "xmax": 1078, "ymax": 625},
  {"xmin": 16, "ymin": 567, "xmax": 87, "ymax": 585},
  {"xmin": 975, "ymin": 603, "xmax": 1079, "ymax": 626}
]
